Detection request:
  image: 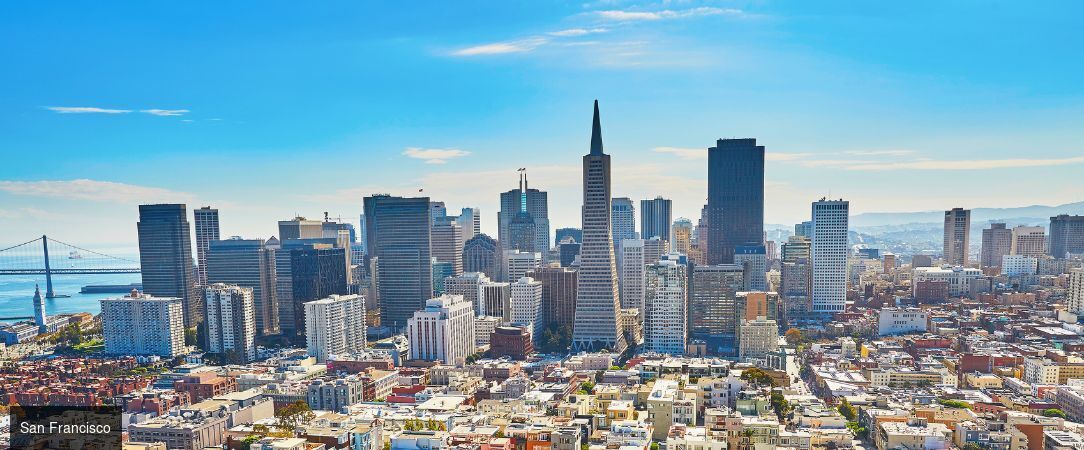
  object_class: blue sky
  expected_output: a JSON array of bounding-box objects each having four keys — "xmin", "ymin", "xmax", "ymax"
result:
[{"xmin": 2, "ymin": 0, "xmax": 1083, "ymax": 247}]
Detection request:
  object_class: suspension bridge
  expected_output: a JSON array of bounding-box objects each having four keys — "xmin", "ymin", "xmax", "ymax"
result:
[{"xmin": 0, "ymin": 236, "xmax": 141, "ymax": 298}]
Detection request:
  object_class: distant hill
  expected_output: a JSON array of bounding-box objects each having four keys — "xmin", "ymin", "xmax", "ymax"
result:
[{"xmin": 849, "ymin": 201, "xmax": 1084, "ymax": 228}]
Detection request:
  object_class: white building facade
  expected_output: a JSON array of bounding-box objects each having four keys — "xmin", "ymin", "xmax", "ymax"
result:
[
  {"xmin": 304, "ymin": 294, "xmax": 367, "ymax": 362},
  {"xmin": 204, "ymin": 283, "xmax": 257, "ymax": 362},
  {"xmin": 643, "ymin": 260, "xmax": 687, "ymax": 355},
  {"xmin": 509, "ymin": 276, "xmax": 543, "ymax": 340},
  {"xmin": 811, "ymin": 199, "xmax": 849, "ymax": 312},
  {"xmin": 877, "ymin": 307, "xmax": 928, "ymax": 336},
  {"xmin": 101, "ymin": 292, "xmax": 185, "ymax": 357},
  {"xmin": 407, "ymin": 294, "xmax": 476, "ymax": 364}
]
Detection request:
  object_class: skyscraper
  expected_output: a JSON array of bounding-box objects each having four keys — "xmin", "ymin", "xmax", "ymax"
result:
[
  {"xmin": 527, "ymin": 266, "xmax": 577, "ymax": 330},
  {"xmin": 811, "ymin": 199, "xmax": 849, "ymax": 313},
  {"xmin": 572, "ymin": 100, "xmax": 625, "ymax": 353},
  {"xmin": 101, "ymin": 291, "xmax": 185, "ymax": 357},
  {"xmin": 643, "ymin": 259, "xmax": 687, "ymax": 355},
  {"xmin": 943, "ymin": 208, "xmax": 971, "ymax": 266},
  {"xmin": 671, "ymin": 218, "xmax": 693, "ymax": 256},
  {"xmin": 611, "ymin": 197, "xmax": 637, "ymax": 254},
  {"xmin": 431, "ymin": 218, "xmax": 464, "ymax": 277},
  {"xmin": 509, "ymin": 276, "xmax": 543, "ymax": 340},
  {"xmin": 364, "ymin": 195, "xmax": 432, "ymax": 331},
  {"xmin": 640, "ymin": 197, "xmax": 672, "ymax": 242},
  {"xmin": 206, "ymin": 237, "xmax": 279, "ymax": 336},
  {"xmin": 204, "ymin": 283, "xmax": 257, "ymax": 362},
  {"xmin": 619, "ymin": 239, "xmax": 646, "ymax": 312},
  {"xmin": 1011, "ymin": 226, "xmax": 1046, "ymax": 257},
  {"xmin": 734, "ymin": 245, "xmax": 768, "ymax": 291},
  {"xmin": 463, "ymin": 234, "xmax": 501, "ymax": 280},
  {"xmin": 289, "ymin": 246, "xmax": 349, "ymax": 339},
  {"xmin": 499, "ymin": 171, "xmax": 550, "ymax": 253},
  {"xmin": 981, "ymin": 223, "xmax": 1012, "ymax": 269},
  {"xmin": 457, "ymin": 207, "xmax": 481, "ymax": 240},
  {"xmin": 705, "ymin": 138, "xmax": 765, "ymax": 264},
  {"xmin": 503, "ymin": 250, "xmax": 542, "ymax": 283},
  {"xmin": 555, "ymin": 228, "xmax": 583, "ymax": 244},
  {"xmin": 137, "ymin": 204, "xmax": 200, "ymax": 327},
  {"xmin": 689, "ymin": 264, "xmax": 744, "ymax": 354},
  {"xmin": 193, "ymin": 206, "xmax": 220, "ymax": 286},
  {"xmin": 304, "ymin": 294, "xmax": 366, "ymax": 362},
  {"xmin": 1050, "ymin": 215, "xmax": 1084, "ymax": 258},
  {"xmin": 406, "ymin": 294, "xmax": 475, "ymax": 365},
  {"xmin": 278, "ymin": 217, "xmax": 323, "ymax": 240}
]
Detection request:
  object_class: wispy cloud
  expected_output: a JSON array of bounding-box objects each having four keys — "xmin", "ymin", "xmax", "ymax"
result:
[
  {"xmin": 843, "ymin": 149, "xmax": 915, "ymax": 156},
  {"xmin": 547, "ymin": 28, "xmax": 608, "ymax": 37},
  {"xmin": 596, "ymin": 7, "xmax": 744, "ymax": 22},
  {"xmin": 840, "ymin": 156, "xmax": 1084, "ymax": 171},
  {"xmin": 402, "ymin": 147, "xmax": 472, "ymax": 164},
  {"xmin": 0, "ymin": 179, "xmax": 195, "ymax": 203},
  {"xmin": 45, "ymin": 106, "xmax": 131, "ymax": 114},
  {"xmin": 452, "ymin": 38, "xmax": 549, "ymax": 56},
  {"xmin": 141, "ymin": 109, "xmax": 189, "ymax": 116}
]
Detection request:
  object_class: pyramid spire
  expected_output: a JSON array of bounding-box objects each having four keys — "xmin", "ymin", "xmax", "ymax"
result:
[{"xmin": 590, "ymin": 99, "xmax": 604, "ymax": 156}]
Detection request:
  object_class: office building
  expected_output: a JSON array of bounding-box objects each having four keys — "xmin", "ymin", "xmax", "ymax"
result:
[
  {"xmin": 364, "ymin": 195, "xmax": 432, "ymax": 331},
  {"xmin": 737, "ymin": 291, "xmax": 779, "ymax": 322},
  {"xmin": 781, "ymin": 235, "xmax": 811, "ymax": 263},
  {"xmin": 572, "ymin": 101, "xmax": 625, "ymax": 352},
  {"xmin": 689, "ymin": 264, "xmax": 744, "ymax": 354},
  {"xmin": 101, "ymin": 291, "xmax": 185, "ymax": 357},
  {"xmin": 481, "ymin": 281, "xmax": 511, "ymax": 321},
  {"xmin": 1069, "ymin": 269, "xmax": 1084, "ymax": 314},
  {"xmin": 431, "ymin": 218, "xmax": 464, "ymax": 277},
  {"xmin": 705, "ymin": 138, "xmax": 764, "ymax": 264},
  {"xmin": 406, "ymin": 294, "xmax": 475, "ymax": 364},
  {"xmin": 620, "ymin": 239, "xmax": 646, "ymax": 312},
  {"xmin": 643, "ymin": 260, "xmax": 687, "ymax": 355},
  {"xmin": 794, "ymin": 221, "xmax": 812, "ymax": 239},
  {"xmin": 556, "ymin": 228, "xmax": 583, "ymax": 244},
  {"xmin": 641, "ymin": 196, "xmax": 672, "ymax": 242},
  {"xmin": 738, "ymin": 317, "xmax": 778, "ymax": 361},
  {"xmin": 278, "ymin": 217, "xmax": 323, "ymax": 240},
  {"xmin": 204, "ymin": 283, "xmax": 256, "ymax": 362},
  {"xmin": 510, "ymin": 276, "xmax": 543, "ymax": 339},
  {"xmin": 442, "ymin": 272, "xmax": 491, "ymax": 316},
  {"xmin": 137, "ymin": 204, "xmax": 200, "ymax": 327},
  {"xmin": 499, "ymin": 171, "xmax": 550, "ymax": 253},
  {"xmin": 457, "ymin": 207, "xmax": 481, "ymax": 240},
  {"xmin": 430, "ymin": 201, "xmax": 447, "ymax": 222},
  {"xmin": 206, "ymin": 237, "xmax": 279, "ymax": 336},
  {"xmin": 558, "ymin": 238, "xmax": 581, "ymax": 267},
  {"xmin": 1050, "ymin": 215, "xmax": 1084, "ymax": 258},
  {"xmin": 527, "ymin": 266, "xmax": 577, "ymax": 330},
  {"xmin": 671, "ymin": 218, "xmax": 693, "ymax": 256},
  {"xmin": 811, "ymin": 199, "xmax": 849, "ymax": 313},
  {"xmin": 463, "ymin": 234, "xmax": 501, "ymax": 280},
  {"xmin": 304, "ymin": 294, "xmax": 366, "ymax": 362},
  {"xmin": 287, "ymin": 246, "xmax": 349, "ymax": 339},
  {"xmin": 611, "ymin": 197, "xmax": 637, "ymax": 256},
  {"xmin": 1011, "ymin": 226, "xmax": 1046, "ymax": 257},
  {"xmin": 780, "ymin": 258, "xmax": 812, "ymax": 326},
  {"xmin": 943, "ymin": 208, "xmax": 970, "ymax": 266},
  {"xmin": 193, "ymin": 206, "xmax": 220, "ymax": 286},
  {"xmin": 490, "ymin": 326, "xmax": 534, "ymax": 360},
  {"xmin": 981, "ymin": 223, "xmax": 1012, "ymax": 269},
  {"xmin": 357, "ymin": 214, "xmax": 368, "ymax": 255},
  {"xmin": 734, "ymin": 245, "xmax": 767, "ymax": 291},
  {"xmin": 503, "ymin": 250, "xmax": 542, "ymax": 283}
]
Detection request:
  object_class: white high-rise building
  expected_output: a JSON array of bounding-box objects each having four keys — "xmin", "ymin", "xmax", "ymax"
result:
[
  {"xmin": 643, "ymin": 260, "xmax": 687, "ymax": 355},
  {"xmin": 1068, "ymin": 269, "xmax": 1084, "ymax": 314},
  {"xmin": 1001, "ymin": 255, "xmax": 1038, "ymax": 276},
  {"xmin": 811, "ymin": 199, "xmax": 849, "ymax": 313},
  {"xmin": 738, "ymin": 316, "xmax": 779, "ymax": 361},
  {"xmin": 509, "ymin": 277, "xmax": 543, "ymax": 340},
  {"xmin": 573, "ymin": 101, "xmax": 626, "ymax": 353},
  {"xmin": 503, "ymin": 250, "xmax": 542, "ymax": 283},
  {"xmin": 204, "ymin": 283, "xmax": 257, "ymax": 362},
  {"xmin": 304, "ymin": 294, "xmax": 366, "ymax": 362},
  {"xmin": 193, "ymin": 206, "xmax": 220, "ymax": 286},
  {"xmin": 457, "ymin": 207, "xmax": 481, "ymax": 241},
  {"xmin": 407, "ymin": 294, "xmax": 475, "ymax": 364},
  {"xmin": 620, "ymin": 239, "xmax": 646, "ymax": 312},
  {"xmin": 443, "ymin": 272, "xmax": 491, "ymax": 316},
  {"xmin": 481, "ymin": 281, "xmax": 511, "ymax": 321},
  {"xmin": 101, "ymin": 291, "xmax": 185, "ymax": 357}
]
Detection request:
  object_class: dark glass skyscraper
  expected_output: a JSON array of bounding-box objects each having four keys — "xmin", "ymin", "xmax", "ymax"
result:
[
  {"xmin": 137, "ymin": 204, "xmax": 200, "ymax": 327},
  {"xmin": 705, "ymin": 138, "xmax": 765, "ymax": 265},
  {"xmin": 290, "ymin": 246, "xmax": 349, "ymax": 339},
  {"xmin": 1050, "ymin": 215, "xmax": 1084, "ymax": 258},
  {"xmin": 640, "ymin": 196, "xmax": 672, "ymax": 241},
  {"xmin": 364, "ymin": 195, "xmax": 432, "ymax": 331}
]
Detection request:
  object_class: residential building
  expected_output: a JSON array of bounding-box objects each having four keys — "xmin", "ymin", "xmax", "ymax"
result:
[
  {"xmin": 1069, "ymin": 269, "xmax": 1084, "ymax": 314},
  {"xmin": 206, "ymin": 237, "xmax": 279, "ymax": 336},
  {"xmin": 101, "ymin": 291, "xmax": 185, "ymax": 357},
  {"xmin": 406, "ymin": 295, "xmax": 476, "ymax": 364},
  {"xmin": 1002, "ymin": 255, "xmax": 1039, "ymax": 276},
  {"xmin": 204, "ymin": 284, "xmax": 257, "ymax": 362},
  {"xmin": 572, "ymin": 100, "xmax": 625, "ymax": 353},
  {"xmin": 643, "ymin": 259, "xmax": 687, "ymax": 355},
  {"xmin": 304, "ymin": 294, "xmax": 366, "ymax": 362},
  {"xmin": 738, "ymin": 316, "xmax": 778, "ymax": 361},
  {"xmin": 137, "ymin": 204, "xmax": 200, "ymax": 327}
]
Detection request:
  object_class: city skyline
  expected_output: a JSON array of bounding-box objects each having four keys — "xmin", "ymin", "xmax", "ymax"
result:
[{"xmin": 3, "ymin": 2, "xmax": 1084, "ymax": 245}]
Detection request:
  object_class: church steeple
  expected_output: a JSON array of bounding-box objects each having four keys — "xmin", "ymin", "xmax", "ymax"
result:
[{"xmin": 590, "ymin": 99, "xmax": 604, "ymax": 156}]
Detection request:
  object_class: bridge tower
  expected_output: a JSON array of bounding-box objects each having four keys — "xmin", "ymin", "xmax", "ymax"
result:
[{"xmin": 42, "ymin": 235, "xmax": 55, "ymax": 299}]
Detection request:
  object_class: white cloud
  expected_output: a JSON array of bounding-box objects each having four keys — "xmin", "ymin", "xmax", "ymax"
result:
[
  {"xmin": 547, "ymin": 28, "xmax": 608, "ymax": 37},
  {"xmin": 842, "ymin": 149, "xmax": 915, "ymax": 156},
  {"xmin": 402, "ymin": 147, "xmax": 472, "ymax": 164},
  {"xmin": 45, "ymin": 106, "xmax": 131, "ymax": 114},
  {"xmin": 597, "ymin": 7, "xmax": 743, "ymax": 22},
  {"xmin": 840, "ymin": 156, "xmax": 1084, "ymax": 171},
  {"xmin": 452, "ymin": 38, "xmax": 549, "ymax": 56},
  {"xmin": 0, "ymin": 179, "xmax": 195, "ymax": 204},
  {"xmin": 141, "ymin": 109, "xmax": 189, "ymax": 116}
]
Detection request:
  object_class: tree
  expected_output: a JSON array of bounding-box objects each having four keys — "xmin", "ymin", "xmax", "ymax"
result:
[
  {"xmin": 938, "ymin": 399, "xmax": 971, "ymax": 409},
  {"xmin": 846, "ymin": 421, "xmax": 868, "ymax": 439},
  {"xmin": 276, "ymin": 400, "xmax": 314, "ymax": 430},
  {"xmin": 837, "ymin": 398, "xmax": 857, "ymax": 421},
  {"xmin": 650, "ymin": 443, "xmax": 660, "ymax": 450},
  {"xmin": 771, "ymin": 391, "xmax": 791, "ymax": 420},
  {"xmin": 1043, "ymin": 408, "xmax": 1067, "ymax": 418},
  {"xmin": 580, "ymin": 380, "xmax": 595, "ymax": 394},
  {"xmin": 741, "ymin": 368, "xmax": 776, "ymax": 387},
  {"xmin": 185, "ymin": 326, "xmax": 198, "ymax": 346},
  {"xmin": 785, "ymin": 328, "xmax": 803, "ymax": 345}
]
